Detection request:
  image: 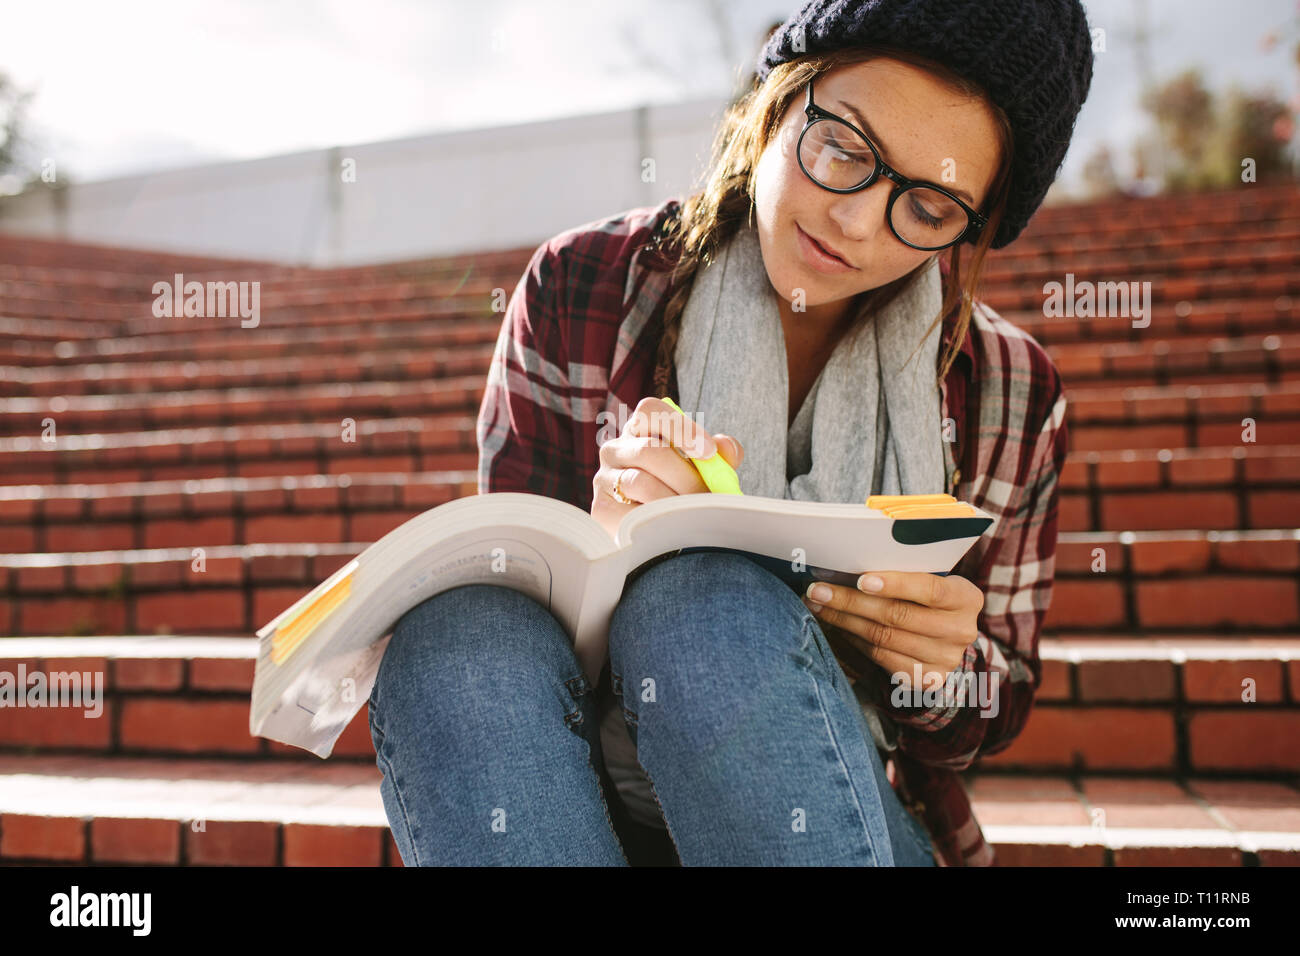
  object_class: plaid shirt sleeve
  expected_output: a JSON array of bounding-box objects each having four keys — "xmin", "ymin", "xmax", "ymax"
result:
[
  {"xmin": 847, "ymin": 316, "xmax": 1069, "ymax": 770},
  {"xmin": 476, "ymin": 239, "xmax": 583, "ymax": 506}
]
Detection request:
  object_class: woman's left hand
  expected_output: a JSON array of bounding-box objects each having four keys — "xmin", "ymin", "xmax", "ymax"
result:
[{"xmin": 801, "ymin": 571, "xmax": 984, "ymax": 691}]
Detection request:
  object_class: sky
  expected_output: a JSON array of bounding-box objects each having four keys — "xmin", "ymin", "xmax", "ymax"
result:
[{"xmin": 0, "ymin": 0, "xmax": 1297, "ymax": 193}]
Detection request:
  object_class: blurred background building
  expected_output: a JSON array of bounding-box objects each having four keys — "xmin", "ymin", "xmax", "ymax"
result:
[{"xmin": 0, "ymin": 0, "xmax": 1296, "ymax": 264}]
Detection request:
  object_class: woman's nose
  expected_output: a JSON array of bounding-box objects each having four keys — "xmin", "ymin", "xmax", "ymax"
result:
[{"xmin": 826, "ymin": 176, "xmax": 893, "ymax": 244}]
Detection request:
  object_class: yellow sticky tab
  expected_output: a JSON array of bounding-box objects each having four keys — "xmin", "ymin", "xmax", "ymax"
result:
[
  {"xmin": 661, "ymin": 397, "xmax": 744, "ymax": 495},
  {"xmin": 867, "ymin": 493, "xmax": 957, "ymax": 509},
  {"xmin": 884, "ymin": 504, "xmax": 977, "ymax": 518},
  {"xmin": 270, "ymin": 566, "xmax": 355, "ymax": 665}
]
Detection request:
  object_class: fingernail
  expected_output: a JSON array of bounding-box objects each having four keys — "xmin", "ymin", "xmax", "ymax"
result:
[
  {"xmin": 808, "ymin": 583, "xmax": 832, "ymax": 602},
  {"xmin": 858, "ymin": 574, "xmax": 884, "ymax": 592}
]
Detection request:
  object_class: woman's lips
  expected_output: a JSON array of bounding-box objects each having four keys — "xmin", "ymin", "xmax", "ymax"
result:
[
  {"xmin": 813, "ymin": 232, "xmax": 849, "ymax": 263},
  {"xmin": 796, "ymin": 223, "xmax": 856, "ymax": 273}
]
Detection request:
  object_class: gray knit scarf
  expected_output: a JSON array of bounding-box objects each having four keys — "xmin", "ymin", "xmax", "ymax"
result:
[{"xmin": 673, "ymin": 219, "xmax": 947, "ymax": 503}]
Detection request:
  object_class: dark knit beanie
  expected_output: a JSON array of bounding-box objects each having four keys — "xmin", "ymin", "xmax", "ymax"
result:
[{"xmin": 756, "ymin": 0, "xmax": 1094, "ymax": 249}]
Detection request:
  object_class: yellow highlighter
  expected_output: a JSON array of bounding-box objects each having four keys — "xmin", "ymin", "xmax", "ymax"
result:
[{"xmin": 661, "ymin": 397, "xmax": 744, "ymax": 495}]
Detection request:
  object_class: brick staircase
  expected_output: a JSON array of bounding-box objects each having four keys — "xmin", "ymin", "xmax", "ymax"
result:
[{"xmin": 2, "ymin": 182, "xmax": 1299, "ymax": 866}]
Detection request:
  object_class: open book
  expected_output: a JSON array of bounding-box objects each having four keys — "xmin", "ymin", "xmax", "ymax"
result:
[{"xmin": 250, "ymin": 492, "xmax": 994, "ymax": 757}]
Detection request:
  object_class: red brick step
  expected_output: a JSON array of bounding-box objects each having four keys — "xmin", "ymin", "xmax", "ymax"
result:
[
  {"xmin": 1, "ymin": 753, "xmax": 1295, "ymax": 865},
  {"xmin": 2, "ymin": 634, "xmax": 1297, "ymax": 777}
]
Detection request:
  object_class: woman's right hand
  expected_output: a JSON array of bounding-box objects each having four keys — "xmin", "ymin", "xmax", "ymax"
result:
[{"xmin": 591, "ymin": 396, "xmax": 744, "ymax": 540}]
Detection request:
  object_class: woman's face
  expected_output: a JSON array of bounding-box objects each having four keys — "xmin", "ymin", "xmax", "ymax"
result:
[{"xmin": 753, "ymin": 57, "xmax": 1001, "ymax": 327}]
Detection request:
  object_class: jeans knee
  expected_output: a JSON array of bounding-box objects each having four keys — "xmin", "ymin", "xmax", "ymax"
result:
[
  {"xmin": 609, "ymin": 551, "xmax": 812, "ymax": 696},
  {"xmin": 378, "ymin": 584, "xmax": 578, "ymax": 701}
]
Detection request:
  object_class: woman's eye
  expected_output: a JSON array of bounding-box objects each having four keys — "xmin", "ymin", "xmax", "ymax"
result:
[{"xmin": 909, "ymin": 197, "xmax": 944, "ymax": 228}]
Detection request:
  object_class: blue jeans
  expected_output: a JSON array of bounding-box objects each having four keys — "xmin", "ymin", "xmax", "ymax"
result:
[{"xmin": 368, "ymin": 550, "xmax": 937, "ymax": 866}]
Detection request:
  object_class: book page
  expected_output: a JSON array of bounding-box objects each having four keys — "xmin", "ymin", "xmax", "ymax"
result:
[
  {"xmin": 616, "ymin": 494, "xmax": 992, "ymax": 580},
  {"xmin": 251, "ymin": 494, "xmax": 612, "ymax": 756}
]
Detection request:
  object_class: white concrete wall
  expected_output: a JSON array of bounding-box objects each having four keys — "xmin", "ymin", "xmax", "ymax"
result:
[{"xmin": 0, "ymin": 96, "xmax": 728, "ymax": 266}]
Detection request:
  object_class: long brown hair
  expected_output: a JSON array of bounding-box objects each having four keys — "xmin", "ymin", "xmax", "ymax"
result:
[{"xmin": 650, "ymin": 46, "xmax": 1015, "ymax": 399}]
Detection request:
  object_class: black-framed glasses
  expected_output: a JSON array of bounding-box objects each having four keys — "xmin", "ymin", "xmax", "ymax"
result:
[{"xmin": 796, "ymin": 75, "xmax": 988, "ymax": 251}]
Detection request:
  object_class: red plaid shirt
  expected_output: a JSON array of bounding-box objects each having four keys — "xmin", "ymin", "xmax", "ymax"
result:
[{"xmin": 477, "ymin": 198, "xmax": 1068, "ymax": 866}]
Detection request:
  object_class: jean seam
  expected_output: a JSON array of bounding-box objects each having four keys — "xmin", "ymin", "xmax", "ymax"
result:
[
  {"xmin": 638, "ymin": 767, "xmax": 677, "ymax": 853},
  {"xmin": 799, "ymin": 605, "xmax": 849, "ymax": 696},
  {"xmin": 565, "ymin": 670, "xmax": 629, "ymax": 865},
  {"xmin": 610, "ymin": 667, "xmax": 678, "ymax": 858},
  {"xmin": 370, "ymin": 717, "xmax": 421, "ymax": 867},
  {"xmin": 622, "ymin": 727, "xmax": 679, "ymax": 860},
  {"xmin": 804, "ymin": 605, "xmax": 908, "ymax": 859},
  {"xmin": 796, "ymin": 614, "xmax": 884, "ymax": 866},
  {"xmin": 588, "ymin": 746, "xmax": 630, "ymax": 866}
]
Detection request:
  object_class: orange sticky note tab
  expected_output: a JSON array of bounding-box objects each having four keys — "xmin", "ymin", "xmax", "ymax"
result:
[
  {"xmin": 867, "ymin": 493, "xmax": 957, "ymax": 509},
  {"xmin": 884, "ymin": 504, "xmax": 978, "ymax": 518}
]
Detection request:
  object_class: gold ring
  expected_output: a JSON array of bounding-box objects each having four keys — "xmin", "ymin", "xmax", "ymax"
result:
[{"xmin": 612, "ymin": 468, "xmax": 635, "ymax": 504}]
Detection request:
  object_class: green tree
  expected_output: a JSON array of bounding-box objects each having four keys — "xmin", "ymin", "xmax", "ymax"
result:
[
  {"xmin": 1216, "ymin": 85, "xmax": 1295, "ymax": 185},
  {"xmin": 1140, "ymin": 67, "xmax": 1214, "ymax": 183},
  {"xmin": 1137, "ymin": 66, "xmax": 1296, "ymax": 192},
  {"xmin": 0, "ymin": 69, "xmax": 35, "ymax": 178}
]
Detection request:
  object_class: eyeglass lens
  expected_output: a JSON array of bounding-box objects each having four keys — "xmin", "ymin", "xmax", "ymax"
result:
[{"xmin": 800, "ymin": 119, "xmax": 970, "ymax": 249}]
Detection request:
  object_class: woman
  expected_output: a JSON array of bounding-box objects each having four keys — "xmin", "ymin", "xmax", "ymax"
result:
[{"xmin": 369, "ymin": 0, "xmax": 1093, "ymax": 866}]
